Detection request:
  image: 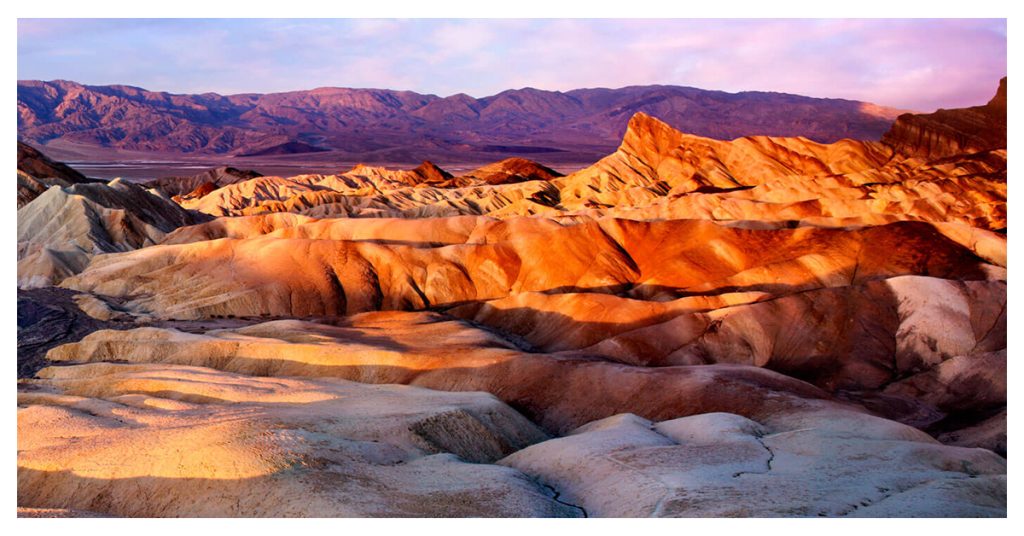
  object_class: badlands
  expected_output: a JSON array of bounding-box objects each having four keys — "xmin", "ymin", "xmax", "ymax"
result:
[{"xmin": 16, "ymin": 79, "xmax": 1007, "ymax": 517}]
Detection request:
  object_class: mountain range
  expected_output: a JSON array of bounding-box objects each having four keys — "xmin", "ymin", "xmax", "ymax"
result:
[
  {"xmin": 18, "ymin": 79, "xmax": 904, "ymax": 165},
  {"xmin": 16, "ymin": 77, "xmax": 1006, "ymax": 518}
]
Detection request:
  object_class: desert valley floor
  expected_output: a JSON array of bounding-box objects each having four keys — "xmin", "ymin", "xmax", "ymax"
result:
[{"xmin": 16, "ymin": 79, "xmax": 1008, "ymax": 517}]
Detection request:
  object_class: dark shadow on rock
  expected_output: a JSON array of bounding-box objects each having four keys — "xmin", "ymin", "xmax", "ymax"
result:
[{"xmin": 17, "ymin": 288, "xmax": 124, "ymax": 378}]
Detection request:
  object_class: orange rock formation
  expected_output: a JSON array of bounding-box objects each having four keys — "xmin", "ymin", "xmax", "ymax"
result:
[{"xmin": 16, "ymin": 78, "xmax": 1008, "ymax": 517}]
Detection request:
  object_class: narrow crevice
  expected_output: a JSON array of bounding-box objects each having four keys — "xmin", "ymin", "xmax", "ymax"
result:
[
  {"xmin": 542, "ymin": 483, "xmax": 588, "ymax": 518},
  {"xmin": 970, "ymin": 297, "xmax": 1006, "ymax": 354},
  {"xmin": 732, "ymin": 435, "xmax": 775, "ymax": 478},
  {"xmin": 594, "ymin": 223, "xmax": 641, "ymax": 276},
  {"xmin": 848, "ymin": 243, "xmax": 864, "ymax": 286},
  {"xmin": 830, "ymin": 479, "xmax": 958, "ymax": 517}
]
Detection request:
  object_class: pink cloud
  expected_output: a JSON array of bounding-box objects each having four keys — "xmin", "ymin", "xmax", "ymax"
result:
[{"xmin": 17, "ymin": 19, "xmax": 1006, "ymax": 110}]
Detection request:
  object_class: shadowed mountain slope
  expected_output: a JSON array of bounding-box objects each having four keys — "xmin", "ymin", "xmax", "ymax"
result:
[
  {"xmin": 17, "ymin": 142, "xmax": 95, "ymax": 207},
  {"xmin": 18, "ymin": 80, "xmax": 904, "ymax": 163}
]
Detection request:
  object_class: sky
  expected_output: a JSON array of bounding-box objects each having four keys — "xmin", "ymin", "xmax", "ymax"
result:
[{"xmin": 17, "ymin": 18, "xmax": 1007, "ymax": 112}]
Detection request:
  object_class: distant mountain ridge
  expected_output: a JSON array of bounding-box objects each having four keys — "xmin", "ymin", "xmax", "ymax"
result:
[{"xmin": 18, "ymin": 79, "xmax": 905, "ymax": 163}]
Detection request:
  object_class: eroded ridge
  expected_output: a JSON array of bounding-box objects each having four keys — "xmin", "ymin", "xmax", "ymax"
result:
[{"xmin": 16, "ymin": 78, "xmax": 1008, "ymax": 517}]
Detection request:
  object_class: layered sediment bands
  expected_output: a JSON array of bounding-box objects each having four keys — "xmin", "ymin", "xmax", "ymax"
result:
[
  {"xmin": 144, "ymin": 166, "xmax": 263, "ymax": 198},
  {"xmin": 449, "ymin": 276, "xmax": 1006, "ymax": 392},
  {"xmin": 18, "ymin": 141, "xmax": 88, "ymax": 184},
  {"xmin": 18, "ymin": 362, "xmax": 578, "ymax": 517},
  {"xmin": 17, "ymin": 178, "xmax": 207, "ymax": 288},
  {"xmin": 450, "ymin": 275, "xmax": 1006, "ymax": 432},
  {"xmin": 448, "ymin": 290, "xmax": 773, "ymax": 353},
  {"xmin": 553, "ymin": 112, "xmax": 896, "ymax": 210},
  {"xmin": 40, "ymin": 289, "xmax": 1004, "ymax": 439},
  {"xmin": 171, "ymin": 161, "xmax": 475, "ymax": 217},
  {"xmin": 44, "ymin": 314, "xmax": 840, "ymax": 434},
  {"xmin": 590, "ymin": 165, "xmax": 1007, "ymax": 231},
  {"xmin": 548, "ymin": 113, "xmax": 1006, "ymax": 230},
  {"xmin": 21, "ymin": 359, "xmax": 1006, "ymax": 516},
  {"xmin": 30, "ymin": 302, "xmax": 1009, "ymax": 516},
  {"xmin": 17, "ymin": 142, "xmax": 94, "ymax": 207},
  {"xmin": 61, "ymin": 219, "xmax": 998, "ymax": 320},
  {"xmin": 159, "ymin": 213, "xmax": 1007, "ymax": 275},
  {"xmin": 37, "ymin": 305, "xmax": 1008, "ymax": 514},
  {"xmin": 182, "ymin": 173, "xmax": 563, "ymax": 219},
  {"xmin": 18, "ymin": 171, "xmax": 51, "ymax": 209},
  {"xmin": 17, "ymin": 80, "xmax": 1008, "ymax": 517},
  {"xmin": 159, "ymin": 212, "xmax": 318, "ymax": 244},
  {"xmin": 882, "ymin": 78, "xmax": 1006, "ymax": 159},
  {"xmin": 180, "ymin": 175, "xmax": 336, "ymax": 217},
  {"xmin": 162, "ymin": 213, "xmax": 489, "ymax": 246},
  {"xmin": 152, "ymin": 107, "xmax": 1006, "ymax": 229}
]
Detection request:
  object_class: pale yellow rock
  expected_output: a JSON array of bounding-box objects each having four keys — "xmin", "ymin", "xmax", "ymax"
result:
[{"xmin": 18, "ymin": 362, "xmax": 574, "ymax": 517}]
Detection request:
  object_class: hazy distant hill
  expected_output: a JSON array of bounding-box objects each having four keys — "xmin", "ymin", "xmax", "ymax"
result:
[{"xmin": 18, "ymin": 79, "xmax": 904, "ymax": 163}]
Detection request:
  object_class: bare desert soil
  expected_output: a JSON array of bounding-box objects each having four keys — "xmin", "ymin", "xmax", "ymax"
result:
[{"xmin": 15, "ymin": 79, "xmax": 1007, "ymax": 517}]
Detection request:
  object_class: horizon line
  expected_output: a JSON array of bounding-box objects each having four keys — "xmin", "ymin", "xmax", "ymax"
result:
[{"xmin": 18, "ymin": 78, "xmax": 922, "ymax": 112}]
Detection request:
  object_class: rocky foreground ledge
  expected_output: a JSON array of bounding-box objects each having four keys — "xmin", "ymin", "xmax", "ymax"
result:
[{"xmin": 18, "ymin": 312, "xmax": 1005, "ymax": 517}]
